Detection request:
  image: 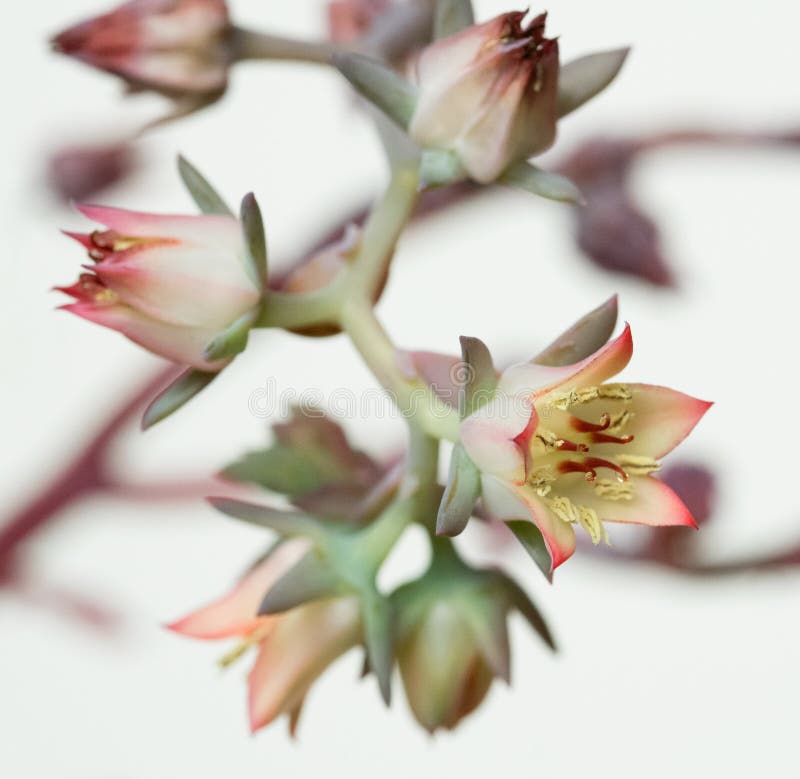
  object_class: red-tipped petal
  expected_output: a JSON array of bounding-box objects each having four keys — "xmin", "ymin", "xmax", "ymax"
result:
[
  {"xmin": 167, "ymin": 539, "xmax": 311, "ymax": 640},
  {"xmin": 481, "ymin": 476, "xmax": 576, "ymax": 570}
]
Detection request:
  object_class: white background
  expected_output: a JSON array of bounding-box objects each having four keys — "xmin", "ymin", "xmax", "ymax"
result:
[{"xmin": 1, "ymin": 1, "xmax": 799, "ymax": 777}]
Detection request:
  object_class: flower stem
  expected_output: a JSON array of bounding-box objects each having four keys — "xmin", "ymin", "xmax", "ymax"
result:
[{"xmin": 231, "ymin": 28, "xmax": 342, "ymax": 64}]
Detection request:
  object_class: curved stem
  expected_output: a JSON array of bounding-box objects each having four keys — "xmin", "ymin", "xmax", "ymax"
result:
[{"xmin": 231, "ymin": 28, "xmax": 343, "ymax": 64}]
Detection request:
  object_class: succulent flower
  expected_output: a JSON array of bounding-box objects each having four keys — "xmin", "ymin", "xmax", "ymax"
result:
[
  {"xmin": 453, "ymin": 326, "xmax": 711, "ymax": 571},
  {"xmin": 408, "ymin": 11, "xmax": 559, "ymax": 183},
  {"xmin": 47, "ymin": 142, "xmax": 136, "ymax": 202},
  {"xmin": 58, "ymin": 204, "xmax": 263, "ymax": 370},
  {"xmin": 52, "ymin": 0, "xmax": 231, "ymax": 104},
  {"xmin": 168, "ymin": 539, "xmax": 361, "ymax": 734}
]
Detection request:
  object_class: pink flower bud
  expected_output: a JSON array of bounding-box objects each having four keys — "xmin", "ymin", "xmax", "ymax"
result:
[
  {"xmin": 327, "ymin": 0, "xmax": 390, "ymax": 44},
  {"xmin": 57, "ymin": 205, "xmax": 261, "ymax": 370},
  {"xmin": 52, "ymin": 0, "xmax": 231, "ymax": 99},
  {"xmin": 409, "ymin": 11, "xmax": 559, "ymax": 183},
  {"xmin": 47, "ymin": 142, "xmax": 135, "ymax": 202}
]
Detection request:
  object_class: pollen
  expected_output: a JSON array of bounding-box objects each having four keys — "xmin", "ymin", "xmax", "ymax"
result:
[
  {"xmin": 549, "ymin": 495, "xmax": 610, "ymax": 545},
  {"xmin": 607, "ymin": 409, "xmax": 633, "ymax": 433},
  {"xmin": 529, "ymin": 466, "xmax": 556, "ymax": 496},
  {"xmin": 594, "ymin": 478, "xmax": 634, "ymax": 501},
  {"xmin": 550, "ymin": 386, "xmax": 599, "ymax": 411},
  {"xmin": 597, "ymin": 384, "xmax": 633, "ymax": 402},
  {"xmin": 616, "ymin": 454, "xmax": 660, "ymax": 475}
]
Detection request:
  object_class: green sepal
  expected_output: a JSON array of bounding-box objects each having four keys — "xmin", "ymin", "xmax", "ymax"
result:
[
  {"xmin": 433, "ymin": 0, "xmax": 475, "ymax": 39},
  {"xmin": 457, "ymin": 336, "xmax": 497, "ymax": 417},
  {"xmin": 240, "ymin": 193, "xmax": 268, "ymax": 291},
  {"xmin": 436, "ymin": 444, "xmax": 480, "ymax": 537},
  {"xmin": 206, "ymin": 497, "xmax": 326, "ymax": 540},
  {"xmin": 257, "ymin": 549, "xmax": 342, "ymax": 615},
  {"xmin": 177, "ymin": 155, "xmax": 234, "ymax": 216},
  {"xmin": 557, "ymin": 48, "xmax": 630, "ymax": 119},
  {"xmin": 506, "ymin": 520, "xmax": 553, "ymax": 583},
  {"xmin": 333, "ymin": 53, "xmax": 417, "ymax": 129},
  {"xmin": 141, "ymin": 369, "xmax": 217, "ymax": 430},
  {"xmin": 361, "ymin": 592, "xmax": 394, "ymax": 705},
  {"xmin": 202, "ymin": 306, "xmax": 259, "ymax": 362},
  {"xmin": 459, "ymin": 585, "xmax": 511, "ymax": 682},
  {"xmin": 419, "ymin": 148, "xmax": 466, "ymax": 189},
  {"xmin": 533, "ymin": 295, "xmax": 618, "ymax": 367},
  {"xmin": 498, "ymin": 572, "xmax": 557, "ymax": 651},
  {"xmin": 502, "ymin": 161, "xmax": 584, "ymax": 204}
]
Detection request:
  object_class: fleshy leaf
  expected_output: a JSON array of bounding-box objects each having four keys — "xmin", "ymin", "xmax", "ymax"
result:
[
  {"xmin": 505, "ymin": 520, "xmax": 553, "ymax": 583},
  {"xmin": 207, "ymin": 497, "xmax": 325, "ymax": 540},
  {"xmin": 433, "ymin": 0, "xmax": 475, "ymax": 39},
  {"xmin": 499, "ymin": 573, "xmax": 556, "ymax": 650},
  {"xmin": 203, "ymin": 307, "xmax": 259, "ymax": 361},
  {"xmin": 361, "ymin": 592, "xmax": 394, "ymax": 705},
  {"xmin": 436, "ymin": 444, "xmax": 480, "ymax": 537},
  {"xmin": 257, "ymin": 550, "xmax": 342, "ymax": 615},
  {"xmin": 240, "ymin": 193, "xmax": 268, "ymax": 291},
  {"xmin": 177, "ymin": 155, "xmax": 234, "ymax": 216},
  {"xmin": 141, "ymin": 368, "xmax": 217, "ymax": 429},
  {"xmin": 557, "ymin": 48, "xmax": 630, "ymax": 119},
  {"xmin": 458, "ymin": 336, "xmax": 497, "ymax": 417},
  {"xmin": 533, "ymin": 295, "xmax": 618, "ymax": 367},
  {"xmin": 222, "ymin": 408, "xmax": 382, "ymax": 501},
  {"xmin": 501, "ymin": 161, "xmax": 584, "ymax": 204},
  {"xmin": 333, "ymin": 53, "xmax": 418, "ymax": 129}
]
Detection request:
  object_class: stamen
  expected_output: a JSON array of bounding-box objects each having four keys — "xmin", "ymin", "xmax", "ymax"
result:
[
  {"xmin": 607, "ymin": 410, "xmax": 633, "ymax": 433},
  {"xmin": 558, "ymin": 457, "xmax": 628, "ymax": 482},
  {"xmin": 616, "ymin": 454, "xmax": 660, "ymax": 476},
  {"xmin": 548, "ymin": 495, "xmax": 610, "ymax": 545},
  {"xmin": 570, "ymin": 413, "xmax": 611, "ymax": 433},
  {"xmin": 550, "ymin": 495, "xmax": 580, "ymax": 524},
  {"xmin": 536, "ymin": 428, "xmax": 588, "ymax": 452},
  {"xmin": 597, "ymin": 384, "xmax": 633, "ymax": 402},
  {"xmin": 594, "ymin": 478, "xmax": 634, "ymax": 501},
  {"xmin": 528, "ymin": 466, "xmax": 556, "ymax": 497},
  {"xmin": 550, "ymin": 386, "xmax": 599, "ymax": 411},
  {"xmin": 590, "ymin": 432, "xmax": 634, "ymax": 445},
  {"xmin": 217, "ymin": 623, "xmax": 271, "ymax": 669}
]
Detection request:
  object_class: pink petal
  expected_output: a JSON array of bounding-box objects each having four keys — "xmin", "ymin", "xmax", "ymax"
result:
[
  {"xmin": 167, "ymin": 539, "xmax": 311, "ymax": 640},
  {"xmin": 406, "ymin": 350, "xmax": 461, "ymax": 407},
  {"xmin": 460, "ymin": 396, "xmax": 536, "ymax": 483},
  {"xmin": 248, "ymin": 598, "xmax": 361, "ymax": 733},
  {"xmin": 480, "ymin": 475, "xmax": 577, "ymax": 570},
  {"xmin": 93, "ymin": 242, "xmax": 260, "ymax": 329},
  {"xmin": 564, "ymin": 475, "xmax": 698, "ymax": 529},
  {"xmin": 582, "ymin": 383, "xmax": 712, "ymax": 459},
  {"xmin": 499, "ymin": 324, "xmax": 633, "ymax": 400},
  {"xmin": 75, "ymin": 204, "xmax": 241, "ymax": 249},
  {"xmin": 61, "ymin": 300, "xmax": 224, "ymax": 370}
]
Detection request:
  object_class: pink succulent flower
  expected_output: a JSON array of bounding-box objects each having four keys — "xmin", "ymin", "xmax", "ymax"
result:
[
  {"xmin": 327, "ymin": 0, "xmax": 391, "ymax": 44},
  {"xmin": 168, "ymin": 539, "xmax": 362, "ymax": 733},
  {"xmin": 459, "ymin": 326, "xmax": 712, "ymax": 570},
  {"xmin": 58, "ymin": 204, "xmax": 262, "ymax": 370},
  {"xmin": 409, "ymin": 11, "xmax": 559, "ymax": 183},
  {"xmin": 52, "ymin": 0, "xmax": 231, "ymax": 98}
]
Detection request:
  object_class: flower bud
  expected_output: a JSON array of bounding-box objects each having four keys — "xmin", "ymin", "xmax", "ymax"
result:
[
  {"xmin": 52, "ymin": 0, "xmax": 231, "ymax": 103},
  {"xmin": 408, "ymin": 11, "xmax": 559, "ymax": 183},
  {"xmin": 47, "ymin": 142, "xmax": 136, "ymax": 202},
  {"xmin": 58, "ymin": 204, "xmax": 262, "ymax": 370},
  {"xmin": 327, "ymin": 0, "xmax": 391, "ymax": 44}
]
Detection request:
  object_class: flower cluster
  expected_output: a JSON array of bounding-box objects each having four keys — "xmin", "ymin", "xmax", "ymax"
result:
[{"xmin": 50, "ymin": 0, "xmax": 710, "ymax": 737}]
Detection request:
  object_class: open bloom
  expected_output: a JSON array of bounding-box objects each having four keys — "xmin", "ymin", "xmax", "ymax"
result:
[
  {"xmin": 408, "ymin": 11, "xmax": 559, "ymax": 183},
  {"xmin": 58, "ymin": 205, "xmax": 262, "ymax": 370},
  {"xmin": 52, "ymin": 0, "xmax": 231, "ymax": 99},
  {"xmin": 460, "ymin": 326, "xmax": 712, "ymax": 570},
  {"xmin": 168, "ymin": 539, "xmax": 362, "ymax": 733}
]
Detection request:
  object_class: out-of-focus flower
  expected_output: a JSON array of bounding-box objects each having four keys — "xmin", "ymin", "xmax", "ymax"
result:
[
  {"xmin": 660, "ymin": 462, "xmax": 716, "ymax": 526},
  {"xmin": 57, "ymin": 204, "xmax": 262, "ymax": 370},
  {"xmin": 393, "ymin": 541, "xmax": 554, "ymax": 732},
  {"xmin": 169, "ymin": 539, "xmax": 361, "ymax": 734},
  {"xmin": 457, "ymin": 326, "xmax": 711, "ymax": 570},
  {"xmin": 327, "ymin": 0, "xmax": 391, "ymax": 44},
  {"xmin": 52, "ymin": 0, "xmax": 231, "ymax": 105},
  {"xmin": 558, "ymin": 138, "xmax": 674, "ymax": 286},
  {"xmin": 47, "ymin": 142, "xmax": 136, "ymax": 202},
  {"xmin": 408, "ymin": 11, "xmax": 559, "ymax": 183}
]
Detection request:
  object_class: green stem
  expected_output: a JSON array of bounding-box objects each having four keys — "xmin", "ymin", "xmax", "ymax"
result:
[
  {"xmin": 231, "ymin": 28, "xmax": 343, "ymax": 64},
  {"xmin": 255, "ymin": 289, "xmax": 340, "ymax": 330},
  {"xmin": 340, "ymin": 301, "xmax": 460, "ymax": 442}
]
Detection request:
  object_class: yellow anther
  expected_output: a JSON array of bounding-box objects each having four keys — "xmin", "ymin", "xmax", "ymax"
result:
[
  {"xmin": 549, "ymin": 495, "xmax": 611, "ymax": 545},
  {"xmin": 616, "ymin": 454, "xmax": 660, "ymax": 476},
  {"xmin": 597, "ymin": 384, "xmax": 633, "ymax": 402},
  {"xmin": 550, "ymin": 386, "xmax": 599, "ymax": 411},
  {"xmin": 577, "ymin": 505, "xmax": 609, "ymax": 545},
  {"xmin": 594, "ymin": 478, "xmax": 634, "ymax": 501},
  {"xmin": 607, "ymin": 409, "xmax": 633, "ymax": 433},
  {"xmin": 93, "ymin": 289, "xmax": 118, "ymax": 304},
  {"xmin": 529, "ymin": 466, "xmax": 556, "ymax": 497},
  {"xmin": 536, "ymin": 428, "xmax": 562, "ymax": 450}
]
